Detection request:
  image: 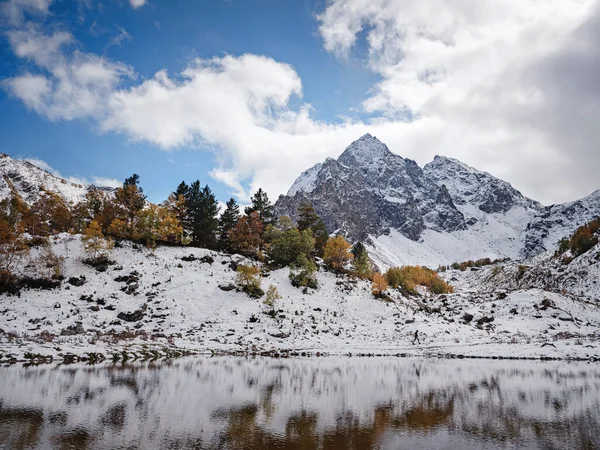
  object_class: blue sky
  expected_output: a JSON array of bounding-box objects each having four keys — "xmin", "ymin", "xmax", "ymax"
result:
[
  {"xmin": 0, "ymin": 0, "xmax": 378, "ymax": 203},
  {"xmin": 1, "ymin": 0, "xmax": 600, "ymax": 206}
]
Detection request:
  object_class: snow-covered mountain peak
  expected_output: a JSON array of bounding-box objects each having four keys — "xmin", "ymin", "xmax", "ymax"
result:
[
  {"xmin": 424, "ymin": 155, "xmax": 540, "ymax": 215},
  {"xmin": 337, "ymin": 133, "xmax": 393, "ymax": 167}
]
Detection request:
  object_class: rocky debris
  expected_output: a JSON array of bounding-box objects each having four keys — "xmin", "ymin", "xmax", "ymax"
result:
[
  {"xmin": 115, "ymin": 273, "xmax": 140, "ymax": 284},
  {"xmin": 462, "ymin": 313, "xmax": 474, "ymax": 323},
  {"xmin": 67, "ymin": 276, "xmax": 86, "ymax": 287},
  {"xmin": 268, "ymin": 330, "xmax": 290, "ymax": 339},
  {"xmin": 60, "ymin": 322, "xmax": 85, "ymax": 336},
  {"xmin": 219, "ymin": 283, "xmax": 236, "ymax": 292}
]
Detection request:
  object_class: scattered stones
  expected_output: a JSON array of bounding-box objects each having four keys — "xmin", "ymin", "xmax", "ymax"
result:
[{"xmin": 60, "ymin": 322, "xmax": 85, "ymax": 336}]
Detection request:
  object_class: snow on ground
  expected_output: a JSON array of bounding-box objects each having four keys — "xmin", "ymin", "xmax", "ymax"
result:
[{"xmin": 1, "ymin": 235, "xmax": 599, "ymax": 363}]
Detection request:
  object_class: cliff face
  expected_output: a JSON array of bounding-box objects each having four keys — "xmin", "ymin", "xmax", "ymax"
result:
[{"xmin": 275, "ymin": 134, "xmax": 467, "ymax": 242}]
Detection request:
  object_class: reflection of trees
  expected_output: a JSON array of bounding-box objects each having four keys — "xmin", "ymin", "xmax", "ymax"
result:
[
  {"xmin": 0, "ymin": 408, "xmax": 43, "ymax": 450},
  {"xmin": 1, "ymin": 360, "xmax": 600, "ymax": 449}
]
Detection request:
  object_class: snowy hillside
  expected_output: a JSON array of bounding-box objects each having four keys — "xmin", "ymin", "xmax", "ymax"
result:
[
  {"xmin": 1, "ymin": 235, "xmax": 599, "ymax": 363},
  {"xmin": 0, "ymin": 153, "xmax": 110, "ymax": 205}
]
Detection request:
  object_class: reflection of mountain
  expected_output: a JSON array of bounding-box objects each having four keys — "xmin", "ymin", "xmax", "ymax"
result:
[{"xmin": 0, "ymin": 358, "xmax": 599, "ymax": 449}]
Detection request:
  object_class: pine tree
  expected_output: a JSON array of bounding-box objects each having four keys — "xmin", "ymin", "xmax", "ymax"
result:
[
  {"xmin": 352, "ymin": 241, "xmax": 372, "ymax": 279},
  {"xmin": 297, "ymin": 202, "xmax": 319, "ymax": 232},
  {"xmin": 312, "ymin": 219, "xmax": 328, "ymax": 257},
  {"xmin": 245, "ymin": 188, "xmax": 274, "ymax": 226},
  {"xmin": 114, "ymin": 174, "xmax": 146, "ymax": 238},
  {"xmin": 219, "ymin": 197, "xmax": 240, "ymax": 251}
]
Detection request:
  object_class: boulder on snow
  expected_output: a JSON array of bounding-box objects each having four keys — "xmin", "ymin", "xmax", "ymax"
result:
[
  {"xmin": 68, "ymin": 276, "xmax": 86, "ymax": 287},
  {"xmin": 462, "ymin": 313, "xmax": 474, "ymax": 323},
  {"xmin": 117, "ymin": 309, "xmax": 145, "ymax": 322},
  {"xmin": 219, "ymin": 283, "xmax": 236, "ymax": 292},
  {"xmin": 60, "ymin": 322, "xmax": 85, "ymax": 336}
]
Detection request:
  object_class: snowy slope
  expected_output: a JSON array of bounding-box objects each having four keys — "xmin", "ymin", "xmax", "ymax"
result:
[
  {"xmin": 0, "ymin": 153, "xmax": 110, "ymax": 205},
  {"xmin": 1, "ymin": 235, "xmax": 599, "ymax": 362}
]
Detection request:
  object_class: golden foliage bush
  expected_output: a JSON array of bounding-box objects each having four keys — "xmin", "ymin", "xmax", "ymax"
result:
[{"xmin": 385, "ymin": 265, "xmax": 453, "ymax": 295}]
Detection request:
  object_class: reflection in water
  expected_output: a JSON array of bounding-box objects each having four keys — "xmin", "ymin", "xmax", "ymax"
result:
[{"xmin": 0, "ymin": 358, "xmax": 599, "ymax": 449}]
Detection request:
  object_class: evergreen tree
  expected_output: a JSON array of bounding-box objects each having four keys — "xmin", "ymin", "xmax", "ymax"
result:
[
  {"xmin": 185, "ymin": 181, "xmax": 219, "ymax": 248},
  {"xmin": 297, "ymin": 202, "xmax": 319, "ymax": 232},
  {"xmin": 114, "ymin": 173, "xmax": 146, "ymax": 238},
  {"xmin": 312, "ymin": 219, "xmax": 328, "ymax": 257},
  {"xmin": 219, "ymin": 197, "xmax": 240, "ymax": 251},
  {"xmin": 173, "ymin": 181, "xmax": 189, "ymax": 198},
  {"xmin": 245, "ymin": 188, "xmax": 274, "ymax": 226},
  {"xmin": 352, "ymin": 242, "xmax": 372, "ymax": 279}
]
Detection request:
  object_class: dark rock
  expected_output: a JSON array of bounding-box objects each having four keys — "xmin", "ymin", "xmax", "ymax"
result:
[
  {"xmin": 117, "ymin": 309, "xmax": 145, "ymax": 322},
  {"xmin": 68, "ymin": 276, "xmax": 86, "ymax": 287},
  {"xmin": 219, "ymin": 283, "xmax": 236, "ymax": 292},
  {"xmin": 60, "ymin": 322, "xmax": 85, "ymax": 336},
  {"xmin": 89, "ymin": 305, "xmax": 100, "ymax": 312},
  {"xmin": 200, "ymin": 255, "xmax": 214, "ymax": 264},
  {"xmin": 462, "ymin": 313, "xmax": 474, "ymax": 323}
]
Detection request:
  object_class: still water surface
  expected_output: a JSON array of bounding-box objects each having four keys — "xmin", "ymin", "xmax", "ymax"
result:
[{"xmin": 0, "ymin": 357, "xmax": 599, "ymax": 449}]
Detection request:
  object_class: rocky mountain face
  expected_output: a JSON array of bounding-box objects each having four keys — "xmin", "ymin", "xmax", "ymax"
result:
[
  {"xmin": 423, "ymin": 156, "xmax": 541, "ymax": 216},
  {"xmin": 275, "ymin": 134, "xmax": 598, "ymax": 266},
  {"xmin": 275, "ymin": 134, "xmax": 467, "ymax": 242},
  {"xmin": 0, "ymin": 153, "xmax": 110, "ymax": 205},
  {"xmin": 523, "ymin": 189, "xmax": 600, "ymax": 258}
]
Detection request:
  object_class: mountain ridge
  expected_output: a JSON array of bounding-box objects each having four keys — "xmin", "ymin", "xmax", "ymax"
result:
[{"xmin": 276, "ymin": 134, "xmax": 598, "ymax": 267}]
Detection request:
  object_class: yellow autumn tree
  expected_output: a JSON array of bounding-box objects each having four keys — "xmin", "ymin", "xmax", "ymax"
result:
[
  {"xmin": 323, "ymin": 235, "xmax": 353, "ymax": 271},
  {"xmin": 82, "ymin": 220, "xmax": 113, "ymax": 260},
  {"xmin": 371, "ymin": 272, "xmax": 388, "ymax": 297}
]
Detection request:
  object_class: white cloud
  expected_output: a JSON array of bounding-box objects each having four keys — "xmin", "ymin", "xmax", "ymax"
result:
[
  {"xmin": 0, "ymin": 0, "xmax": 52, "ymax": 26},
  {"xmin": 4, "ymin": 0, "xmax": 600, "ymax": 206},
  {"xmin": 22, "ymin": 157, "xmax": 120, "ymax": 188},
  {"xmin": 129, "ymin": 0, "xmax": 146, "ymax": 9},
  {"xmin": 316, "ymin": 0, "xmax": 600, "ymax": 204},
  {"xmin": 4, "ymin": 27, "xmax": 134, "ymax": 120}
]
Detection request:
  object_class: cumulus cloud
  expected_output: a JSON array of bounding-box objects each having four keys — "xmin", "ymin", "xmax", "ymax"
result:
[
  {"xmin": 3, "ymin": 0, "xmax": 600, "ymax": 205},
  {"xmin": 22, "ymin": 157, "xmax": 120, "ymax": 188},
  {"xmin": 317, "ymin": 0, "xmax": 600, "ymax": 203}
]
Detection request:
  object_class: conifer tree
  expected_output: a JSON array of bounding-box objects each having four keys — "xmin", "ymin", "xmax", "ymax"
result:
[
  {"xmin": 219, "ymin": 197, "xmax": 240, "ymax": 251},
  {"xmin": 114, "ymin": 174, "xmax": 146, "ymax": 238},
  {"xmin": 245, "ymin": 188, "xmax": 274, "ymax": 226},
  {"xmin": 352, "ymin": 241, "xmax": 372, "ymax": 279},
  {"xmin": 185, "ymin": 182, "xmax": 219, "ymax": 248},
  {"xmin": 297, "ymin": 202, "xmax": 319, "ymax": 232}
]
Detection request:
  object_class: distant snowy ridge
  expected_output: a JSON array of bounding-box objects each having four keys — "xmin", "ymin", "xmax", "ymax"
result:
[{"xmin": 0, "ymin": 153, "xmax": 112, "ymax": 205}]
